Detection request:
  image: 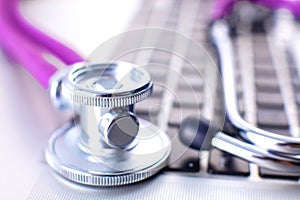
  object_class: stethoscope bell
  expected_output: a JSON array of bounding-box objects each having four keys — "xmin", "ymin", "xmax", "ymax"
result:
[{"xmin": 46, "ymin": 62, "xmax": 171, "ymax": 186}]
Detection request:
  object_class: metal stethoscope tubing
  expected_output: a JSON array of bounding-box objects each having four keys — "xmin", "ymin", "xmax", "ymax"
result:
[{"xmin": 209, "ymin": 20, "xmax": 300, "ymax": 172}]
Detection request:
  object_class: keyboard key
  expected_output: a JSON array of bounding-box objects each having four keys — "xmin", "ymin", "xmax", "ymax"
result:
[
  {"xmin": 145, "ymin": 64, "xmax": 168, "ymax": 81},
  {"xmin": 256, "ymin": 92, "xmax": 284, "ymax": 109},
  {"xmin": 237, "ymin": 97, "xmax": 245, "ymax": 115},
  {"xmin": 135, "ymin": 97, "xmax": 160, "ymax": 115},
  {"xmin": 288, "ymin": 67, "xmax": 298, "ymax": 80},
  {"xmin": 255, "ymin": 66, "xmax": 276, "ymax": 77},
  {"xmin": 257, "ymin": 109, "xmax": 289, "ymax": 129},
  {"xmin": 259, "ymin": 167, "xmax": 299, "ymax": 180},
  {"xmin": 182, "ymin": 63, "xmax": 200, "ymax": 75},
  {"xmin": 169, "ymin": 106, "xmax": 201, "ymax": 126},
  {"xmin": 173, "ymin": 90, "xmax": 202, "ymax": 108},
  {"xmin": 256, "ymin": 76, "xmax": 279, "ymax": 92},
  {"xmin": 178, "ymin": 76, "xmax": 203, "ymax": 91},
  {"xmin": 253, "ymin": 39, "xmax": 270, "ymax": 50},
  {"xmin": 149, "ymin": 51, "xmax": 171, "ymax": 65},
  {"xmin": 254, "ymin": 53, "xmax": 272, "ymax": 65},
  {"xmin": 253, "ymin": 47, "xmax": 272, "ymax": 64},
  {"xmin": 208, "ymin": 148, "xmax": 250, "ymax": 176},
  {"xmin": 166, "ymin": 127, "xmax": 200, "ymax": 172},
  {"xmin": 151, "ymin": 84, "xmax": 164, "ymax": 97},
  {"xmin": 294, "ymin": 93, "xmax": 300, "ymax": 106},
  {"xmin": 137, "ymin": 112, "xmax": 158, "ymax": 125},
  {"xmin": 292, "ymin": 77, "xmax": 300, "ymax": 91}
]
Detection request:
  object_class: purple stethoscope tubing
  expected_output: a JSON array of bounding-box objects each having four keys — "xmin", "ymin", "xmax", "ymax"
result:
[{"xmin": 0, "ymin": 0, "xmax": 83, "ymax": 88}]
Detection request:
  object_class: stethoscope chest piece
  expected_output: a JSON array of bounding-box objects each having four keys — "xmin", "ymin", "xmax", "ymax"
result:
[{"xmin": 46, "ymin": 62, "xmax": 171, "ymax": 186}]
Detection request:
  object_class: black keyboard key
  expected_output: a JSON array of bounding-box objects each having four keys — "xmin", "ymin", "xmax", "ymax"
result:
[
  {"xmin": 237, "ymin": 97, "xmax": 245, "ymax": 115},
  {"xmin": 252, "ymin": 33, "xmax": 267, "ymax": 44},
  {"xmin": 167, "ymin": 157, "xmax": 200, "ymax": 173},
  {"xmin": 135, "ymin": 97, "xmax": 160, "ymax": 115},
  {"xmin": 292, "ymin": 77, "xmax": 300, "ymax": 91},
  {"xmin": 255, "ymin": 66, "xmax": 276, "ymax": 77},
  {"xmin": 137, "ymin": 112, "xmax": 158, "ymax": 125},
  {"xmin": 208, "ymin": 148, "xmax": 250, "ymax": 176},
  {"xmin": 294, "ymin": 93, "xmax": 300, "ymax": 105},
  {"xmin": 289, "ymin": 67, "xmax": 298, "ymax": 80},
  {"xmin": 253, "ymin": 42, "xmax": 272, "ymax": 63},
  {"xmin": 169, "ymin": 106, "xmax": 201, "ymax": 126},
  {"xmin": 254, "ymin": 53, "xmax": 272, "ymax": 65},
  {"xmin": 182, "ymin": 63, "xmax": 199, "ymax": 75},
  {"xmin": 145, "ymin": 64, "xmax": 168, "ymax": 81},
  {"xmin": 256, "ymin": 92, "xmax": 284, "ymax": 109},
  {"xmin": 259, "ymin": 167, "xmax": 299, "ymax": 180},
  {"xmin": 152, "ymin": 85, "xmax": 164, "ymax": 97},
  {"xmin": 256, "ymin": 76, "xmax": 279, "ymax": 92},
  {"xmin": 173, "ymin": 90, "xmax": 202, "ymax": 108},
  {"xmin": 149, "ymin": 51, "xmax": 171, "ymax": 65},
  {"xmin": 166, "ymin": 127, "xmax": 200, "ymax": 172},
  {"xmin": 178, "ymin": 76, "xmax": 203, "ymax": 91},
  {"xmin": 257, "ymin": 109, "xmax": 289, "ymax": 129}
]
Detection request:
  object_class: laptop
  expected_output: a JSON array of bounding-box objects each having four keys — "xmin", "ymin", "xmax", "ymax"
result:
[{"xmin": 1, "ymin": 0, "xmax": 300, "ymax": 199}]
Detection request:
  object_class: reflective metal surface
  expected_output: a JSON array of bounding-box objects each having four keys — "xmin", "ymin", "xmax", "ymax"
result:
[
  {"xmin": 210, "ymin": 15, "xmax": 300, "ymax": 171},
  {"xmin": 47, "ymin": 62, "xmax": 171, "ymax": 186},
  {"xmin": 60, "ymin": 62, "xmax": 153, "ymax": 107},
  {"xmin": 212, "ymin": 132, "xmax": 300, "ymax": 172},
  {"xmin": 51, "ymin": 62, "xmax": 154, "ymax": 150},
  {"xmin": 46, "ymin": 119, "xmax": 171, "ymax": 186}
]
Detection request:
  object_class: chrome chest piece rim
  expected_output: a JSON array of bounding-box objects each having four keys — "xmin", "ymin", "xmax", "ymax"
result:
[
  {"xmin": 61, "ymin": 62, "xmax": 153, "ymax": 107},
  {"xmin": 45, "ymin": 120, "xmax": 171, "ymax": 186},
  {"xmin": 47, "ymin": 62, "xmax": 171, "ymax": 186}
]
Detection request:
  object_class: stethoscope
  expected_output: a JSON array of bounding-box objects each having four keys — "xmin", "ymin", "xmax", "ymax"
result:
[
  {"xmin": 2, "ymin": 0, "xmax": 300, "ymax": 187},
  {"xmin": 180, "ymin": 0, "xmax": 300, "ymax": 173},
  {"xmin": 0, "ymin": 0, "xmax": 171, "ymax": 186}
]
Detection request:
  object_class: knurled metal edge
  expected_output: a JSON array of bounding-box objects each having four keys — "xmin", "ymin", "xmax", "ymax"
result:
[
  {"xmin": 45, "ymin": 121, "xmax": 171, "ymax": 186},
  {"xmin": 46, "ymin": 153, "xmax": 166, "ymax": 186},
  {"xmin": 64, "ymin": 83, "xmax": 153, "ymax": 107}
]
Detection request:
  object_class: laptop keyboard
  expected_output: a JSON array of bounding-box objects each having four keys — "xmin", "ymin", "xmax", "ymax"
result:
[{"xmin": 113, "ymin": 0, "xmax": 300, "ymax": 181}]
